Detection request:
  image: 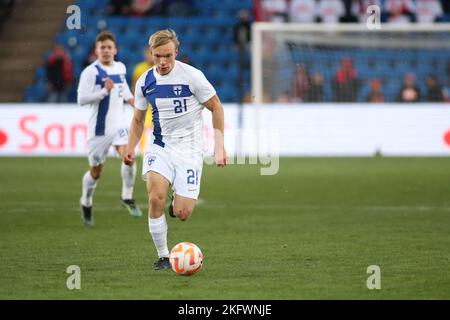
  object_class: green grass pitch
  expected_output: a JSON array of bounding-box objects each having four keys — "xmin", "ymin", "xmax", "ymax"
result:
[{"xmin": 0, "ymin": 157, "xmax": 449, "ymax": 299}]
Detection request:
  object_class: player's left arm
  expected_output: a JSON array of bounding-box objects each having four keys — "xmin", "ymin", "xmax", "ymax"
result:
[{"xmin": 203, "ymin": 95, "xmax": 227, "ymax": 167}]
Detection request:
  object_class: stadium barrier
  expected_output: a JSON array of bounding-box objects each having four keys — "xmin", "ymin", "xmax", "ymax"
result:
[{"xmin": 0, "ymin": 103, "xmax": 449, "ymax": 157}]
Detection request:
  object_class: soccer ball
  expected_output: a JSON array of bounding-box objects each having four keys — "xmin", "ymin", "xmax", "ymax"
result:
[{"xmin": 169, "ymin": 242, "xmax": 203, "ymax": 275}]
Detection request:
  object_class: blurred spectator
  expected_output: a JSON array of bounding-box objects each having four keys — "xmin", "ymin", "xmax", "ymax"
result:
[
  {"xmin": 317, "ymin": 0, "xmax": 345, "ymax": 23},
  {"xmin": 261, "ymin": 0, "xmax": 289, "ymax": 22},
  {"xmin": 398, "ymin": 73, "xmax": 420, "ymax": 102},
  {"xmin": 276, "ymin": 91, "xmax": 291, "ymax": 103},
  {"xmin": 108, "ymin": 0, "xmax": 166, "ymax": 17},
  {"xmin": 415, "ymin": 0, "xmax": 443, "ymax": 23},
  {"xmin": 367, "ymin": 79, "xmax": 385, "ymax": 103},
  {"xmin": 289, "ymin": 0, "xmax": 317, "ymax": 23},
  {"xmin": 425, "ymin": 75, "xmax": 444, "ymax": 102},
  {"xmin": 385, "ymin": 0, "xmax": 415, "ymax": 23},
  {"xmin": 132, "ymin": 47, "xmax": 154, "ymax": 91},
  {"xmin": 292, "ymin": 64, "xmax": 310, "ymax": 102},
  {"xmin": 233, "ymin": 9, "xmax": 252, "ymax": 103},
  {"xmin": 340, "ymin": 0, "xmax": 359, "ymax": 22},
  {"xmin": 165, "ymin": 0, "xmax": 195, "ymax": 17},
  {"xmin": 332, "ymin": 57, "xmax": 360, "ymax": 102},
  {"xmin": 131, "ymin": 46, "xmax": 155, "ymax": 131},
  {"xmin": 46, "ymin": 44, "xmax": 73, "ymax": 103},
  {"xmin": 130, "ymin": 0, "xmax": 153, "ymax": 16},
  {"xmin": 108, "ymin": 0, "xmax": 132, "ymax": 16},
  {"xmin": 233, "ymin": 9, "xmax": 251, "ymax": 49},
  {"xmin": 306, "ymin": 73, "xmax": 325, "ymax": 102}
]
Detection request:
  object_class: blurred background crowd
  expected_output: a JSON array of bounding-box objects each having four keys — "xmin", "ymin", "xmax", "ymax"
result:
[
  {"xmin": 0, "ymin": 0, "xmax": 449, "ymax": 104},
  {"xmin": 258, "ymin": 0, "xmax": 450, "ymax": 24}
]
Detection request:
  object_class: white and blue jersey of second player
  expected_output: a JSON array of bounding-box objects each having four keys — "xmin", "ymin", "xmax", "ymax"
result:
[
  {"xmin": 77, "ymin": 60, "xmax": 133, "ymax": 140},
  {"xmin": 135, "ymin": 60, "xmax": 216, "ymax": 157}
]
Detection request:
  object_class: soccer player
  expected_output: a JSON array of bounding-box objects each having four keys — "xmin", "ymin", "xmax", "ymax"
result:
[
  {"xmin": 77, "ymin": 31, "xmax": 143, "ymax": 226},
  {"xmin": 132, "ymin": 47, "xmax": 154, "ymax": 91},
  {"xmin": 123, "ymin": 29, "xmax": 227, "ymax": 270}
]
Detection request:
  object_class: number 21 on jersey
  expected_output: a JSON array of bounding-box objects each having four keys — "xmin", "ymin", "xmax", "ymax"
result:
[{"xmin": 174, "ymin": 99, "xmax": 187, "ymax": 114}]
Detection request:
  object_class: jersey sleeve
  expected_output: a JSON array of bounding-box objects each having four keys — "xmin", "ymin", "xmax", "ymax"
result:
[
  {"xmin": 77, "ymin": 66, "xmax": 108, "ymax": 106},
  {"xmin": 134, "ymin": 74, "xmax": 148, "ymax": 111},
  {"xmin": 190, "ymin": 69, "xmax": 216, "ymax": 104}
]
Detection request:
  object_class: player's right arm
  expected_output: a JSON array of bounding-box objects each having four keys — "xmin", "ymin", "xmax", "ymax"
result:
[
  {"xmin": 189, "ymin": 66, "xmax": 227, "ymax": 167},
  {"xmin": 77, "ymin": 67, "xmax": 114, "ymax": 106},
  {"xmin": 124, "ymin": 108, "xmax": 146, "ymax": 165},
  {"xmin": 123, "ymin": 75, "xmax": 148, "ymax": 166}
]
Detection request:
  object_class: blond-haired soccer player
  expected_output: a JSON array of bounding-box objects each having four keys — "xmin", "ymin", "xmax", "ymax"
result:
[
  {"xmin": 77, "ymin": 31, "xmax": 143, "ymax": 226},
  {"xmin": 124, "ymin": 29, "xmax": 227, "ymax": 270}
]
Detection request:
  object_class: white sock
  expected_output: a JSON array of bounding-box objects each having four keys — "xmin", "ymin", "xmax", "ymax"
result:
[
  {"xmin": 81, "ymin": 171, "xmax": 97, "ymax": 207},
  {"xmin": 121, "ymin": 162, "xmax": 136, "ymax": 200},
  {"xmin": 149, "ymin": 215, "xmax": 169, "ymax": 258}
]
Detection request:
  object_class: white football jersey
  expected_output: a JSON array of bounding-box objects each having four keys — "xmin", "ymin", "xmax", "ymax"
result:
[
  {"xmin": 135, "ymin": 60, "xmax": 216, "ymax": 158},
  {"xmin": 77, "ymin": 60, "xmax": 133, "ymax": 139}
]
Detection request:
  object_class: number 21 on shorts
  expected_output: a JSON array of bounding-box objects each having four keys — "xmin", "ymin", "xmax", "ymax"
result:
[{"xmin": 187, "ymin": 169, "xmax": 199, "ymax": 185}]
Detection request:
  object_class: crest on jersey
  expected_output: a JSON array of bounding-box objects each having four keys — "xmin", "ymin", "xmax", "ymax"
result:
[
  {"xmin": 148, "ymin": 156, "xmax": 156, "ymax": 166},
  {"xmin": 173, "ymin": 85, "xmax": 182, "ymax": 96}
]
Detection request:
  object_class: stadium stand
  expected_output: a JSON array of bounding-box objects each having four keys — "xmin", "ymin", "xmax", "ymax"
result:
[
  {"xmin": 0, "ymin": 0, "xmax": 73, "ymax": 103},
  {"xmin": 21, "ymin": 0, "xmax": 450, "ymax": 103},
  {"xmin": 24, "ymin": 0, "xmax": 253, "ymax": 103}
]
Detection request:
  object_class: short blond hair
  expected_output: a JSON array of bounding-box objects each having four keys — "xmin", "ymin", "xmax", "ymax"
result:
[{"xmin": 148, "ymin": 29, "xmax": 180, "ymax": 49}]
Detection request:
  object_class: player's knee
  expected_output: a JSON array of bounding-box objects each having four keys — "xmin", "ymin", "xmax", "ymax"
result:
[
  {"xmin": 176, "ymin": 208, "xmax": 192, "ymax": 221},
  {"xmin": 92, "ymin": 173, "xmax": 101, "ymax": 180},
  {"xmin": 149, "ymin": 192, "xmax": 165, "ymax": 208},
  {"xmin": 90, "ymin": 169, "xmax": 102, "ymax": 179}
]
